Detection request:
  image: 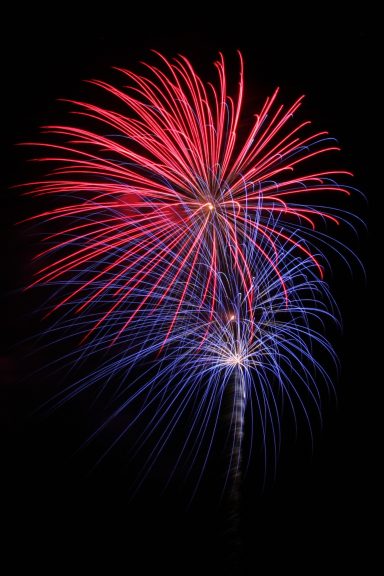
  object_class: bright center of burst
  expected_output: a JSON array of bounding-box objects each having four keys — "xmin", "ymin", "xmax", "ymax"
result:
[{"xmin": 227, "ymin": 352, "xmax": 242, "ymax": 366}]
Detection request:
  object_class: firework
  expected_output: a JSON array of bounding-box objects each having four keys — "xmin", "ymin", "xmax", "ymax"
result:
[
  {"xmin": 34, "ymin": 241, "xmax": 337, "ymax": 492},
  {"xmin": 25, "ymin": 52, "xmax": 353, "ymax": 350}
]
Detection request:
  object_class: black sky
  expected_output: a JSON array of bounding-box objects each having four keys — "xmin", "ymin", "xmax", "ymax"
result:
[{"xmin": 1, "ymin": 9, "xmax": 373, "ymax": 575}]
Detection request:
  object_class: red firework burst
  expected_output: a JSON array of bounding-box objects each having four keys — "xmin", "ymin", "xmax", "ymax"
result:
[{"xmin": 25, "ymin": 52, "xmax": 350, "ymax": 346}]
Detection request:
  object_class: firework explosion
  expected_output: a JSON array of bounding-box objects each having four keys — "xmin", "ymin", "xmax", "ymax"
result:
[{"xmin": 25, "ymin": 52, "xmax": 357, "ymax": 492}]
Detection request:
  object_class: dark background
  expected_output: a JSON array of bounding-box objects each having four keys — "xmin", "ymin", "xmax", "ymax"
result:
[{"xmin": 1, "ymin": 8, "xmax": 372, "ymax": 574}]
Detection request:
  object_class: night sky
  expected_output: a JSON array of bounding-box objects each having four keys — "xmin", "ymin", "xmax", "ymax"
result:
[{"xmin": 1, "ymin": 9, "xmax": 372, "ymax": 574}]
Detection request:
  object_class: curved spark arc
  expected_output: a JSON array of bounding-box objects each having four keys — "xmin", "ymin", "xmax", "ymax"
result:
[{"xmin": 25, "ymin": 52, "xmax": 353, "ymax": 348}]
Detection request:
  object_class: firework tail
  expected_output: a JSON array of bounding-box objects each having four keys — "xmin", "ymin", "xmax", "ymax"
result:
[{"xmin": 221, "ymin": 366, "xmax": 246, "ymax": 571}]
